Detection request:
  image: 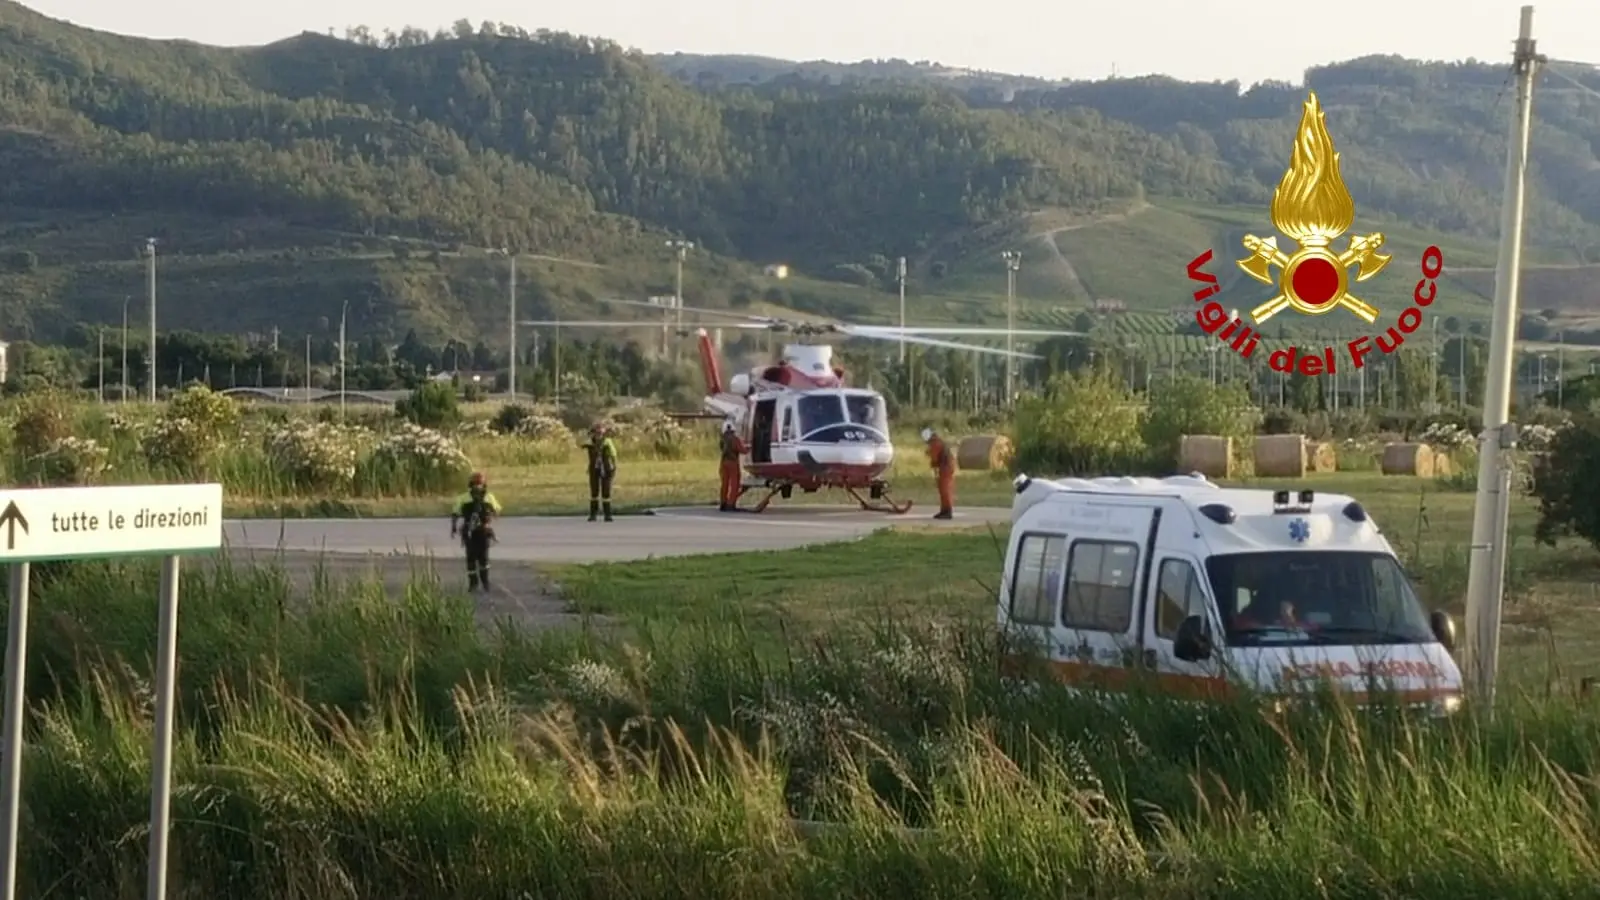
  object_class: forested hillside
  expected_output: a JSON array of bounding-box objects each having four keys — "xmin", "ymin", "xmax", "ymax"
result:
[{"xmin": 3, "ymin": 1, "xmax": 1600, "ymax": 349}]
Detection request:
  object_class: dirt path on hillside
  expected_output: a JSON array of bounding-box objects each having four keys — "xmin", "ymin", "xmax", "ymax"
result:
[
  {"xmin": 219, "ymin": 549, "xmax": 618, "ymax": 634},
  {"xmin": 1026, "ymin": 200, "xmax": 1152, "ymax": 303}
]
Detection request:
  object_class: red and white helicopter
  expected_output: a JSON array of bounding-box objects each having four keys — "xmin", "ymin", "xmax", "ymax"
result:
[{"xmin": 521, "ymin": 299, "xmax": 1081, "ymax": 513}]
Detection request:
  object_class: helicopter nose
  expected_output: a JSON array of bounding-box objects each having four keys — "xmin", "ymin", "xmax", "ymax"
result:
[{"xmin": 803, "ymin": 446, "xmax": 881, "ymax": 466}]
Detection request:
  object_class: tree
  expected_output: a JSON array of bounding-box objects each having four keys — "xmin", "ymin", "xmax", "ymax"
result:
[{"xmin": 1531, "ymin": 418, "xmax": 1600, "ymax": 550}]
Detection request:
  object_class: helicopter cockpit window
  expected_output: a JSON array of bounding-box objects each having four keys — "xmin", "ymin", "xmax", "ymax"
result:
[
  {"xmin": 797, "ymin": 395, "xmax": 846, "ymax": 433},
  {"xmin": 845, "ymin": 394, "xmax": 888, "ymax": 432}
]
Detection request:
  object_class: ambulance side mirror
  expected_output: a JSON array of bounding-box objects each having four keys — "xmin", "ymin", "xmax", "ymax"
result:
[
  {"xmin": 1173, "ymin": 616, "xmax": 1213, "ymax": 662},
  {"xmin": 1429, "ymin": 610, "xmax": 1456, "ymax": 651}
]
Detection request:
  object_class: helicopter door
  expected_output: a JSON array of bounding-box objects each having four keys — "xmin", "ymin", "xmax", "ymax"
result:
[{"xmin": 750, "ymin": 398, "xmax": 776, "ymax": 463}]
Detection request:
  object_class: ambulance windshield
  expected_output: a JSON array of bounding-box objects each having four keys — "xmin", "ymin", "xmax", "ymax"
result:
[{"xmin": 1206, "ymin": 551, "xmax": 1435, "ymax": 646}]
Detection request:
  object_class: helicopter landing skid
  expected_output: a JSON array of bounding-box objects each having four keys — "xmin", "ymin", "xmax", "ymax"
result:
[
  {"xmin": 738, "ymin": 483, "xmax": 912, "ymax": 514},
  {"xmin": 845, "ymin": 484, "xmax": 912, "ymax": 515}
]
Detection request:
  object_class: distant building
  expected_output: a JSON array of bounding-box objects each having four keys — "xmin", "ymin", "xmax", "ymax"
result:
[{"xmin": 764, "ymin": 264, "xmax": 789, "ymax": 279}]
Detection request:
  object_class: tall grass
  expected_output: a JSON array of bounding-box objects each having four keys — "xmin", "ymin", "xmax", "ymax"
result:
[{"xmin": 4, "ymin": 556, "xmax": 1600, "ymax": 896}]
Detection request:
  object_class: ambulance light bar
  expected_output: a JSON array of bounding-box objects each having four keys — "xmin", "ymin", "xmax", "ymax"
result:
[{"xmin": 1272, "ymin": 490, "xmax": 1314, "ymax": 513}]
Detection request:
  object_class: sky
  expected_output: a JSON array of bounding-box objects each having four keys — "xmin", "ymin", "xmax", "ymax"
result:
[{"xmin": 18, "ymin": 0, "xmax": 1600, "ymax": 84}]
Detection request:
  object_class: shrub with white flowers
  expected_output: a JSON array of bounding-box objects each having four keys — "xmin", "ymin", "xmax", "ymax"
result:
[
  {"xmin": 511, "ymin": 413, "xmax": 579, "ymax": 464},
  {"xmin": 34, "ymin": 436, "xmax": 111, "ymax": 485},
  {"xmin": 364, "ymin": 422, "xmax": 471, "ymax": 494},
  {"xmin": 1520, "ymin": 423, "xmax": 1558, "ymax": 452},
  {"xmin": 144, "ymin": 386, "xmax": 241, "ymax": 475},
  {"xmin": 265, "ymin": 421, "xmax": 361, "ymax": 492},
  {"xmin": 605, "ymin": 410, "xmax": 691, "ymax": 459},
  {"xmin": 1420, "ymin": 422, "xmax": 1474, "ymax": 450}
]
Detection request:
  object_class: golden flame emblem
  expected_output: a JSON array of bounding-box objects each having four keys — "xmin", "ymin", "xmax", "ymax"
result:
[{"xmin": 1238, "ymin": 92, "xmax": 1390, "ymax": 324}]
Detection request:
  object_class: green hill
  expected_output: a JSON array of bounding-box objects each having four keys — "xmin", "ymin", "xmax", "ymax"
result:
[{"xmin": 3, "ymin": 4, "xmax": 1600, "ymax": 358}]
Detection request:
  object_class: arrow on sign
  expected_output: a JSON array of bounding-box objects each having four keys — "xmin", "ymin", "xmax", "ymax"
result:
[{"xmin": 0, "ymin": 501, "xmax": 27, "ymax": 550}]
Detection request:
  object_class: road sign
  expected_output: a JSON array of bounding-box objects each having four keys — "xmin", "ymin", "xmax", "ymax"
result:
[
  {"xmin": 0, "ymin": 481, "xmax": 223, "ymax": 900},
  {"xmin": 0, "ymin": 483, "xmax": 222, "ymax": 563}
]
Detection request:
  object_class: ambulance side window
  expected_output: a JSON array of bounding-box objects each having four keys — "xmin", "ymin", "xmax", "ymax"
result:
[
  {"xmin": 780, "ymin": 407, "xmax": 795, "ymax": 441},
  {"xmin": 1155, "ymin": 559, "xmax": 1208, "ymax": 640},
  {"xmin": 1062, "ymin": 540, "xmax": 1137, "ymax": 632},
  {"xmin": 1008, "ymin": 533, "xmax": 1065, "ymax": 626}
]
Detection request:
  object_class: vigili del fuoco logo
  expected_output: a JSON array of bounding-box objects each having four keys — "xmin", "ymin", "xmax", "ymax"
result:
[{"xmin": 1184, "ymin": 91, "xmax": 1443, "ymax": 377}]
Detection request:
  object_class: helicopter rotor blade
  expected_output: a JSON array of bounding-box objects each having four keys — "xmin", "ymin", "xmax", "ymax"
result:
[
  {"xmin": 860, "ymin": 326, "xmax": 1088, "ymax": 338},
  {"xmin": 600, "ymin": 297, "xmax": 784, "ymax": 325},
  {"xmin": 518, "ymin": 320, "xmax": 773, "ymax": 331},
  {"xmin": 842, "ymin": 327, "xmax": 1040, "ymax": 358}
]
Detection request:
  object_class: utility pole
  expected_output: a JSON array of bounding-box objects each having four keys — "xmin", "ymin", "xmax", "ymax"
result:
[
  {"xmin": 1001, "ymin": 250, "xmax": 1021, "ymax": 403},
  {"xmin": 120, "ymin": 296, "xmax": 129, "ymax": 404},
  {"xmin": 1464, "ymin": 4, "xmax": 1541, "ymax": 712},
  {"xmin": 304, "ymin": 334, "xmax": 311, "ymax": 392},
  {"xmin": 97, "ymin": 328, "xmax": 104, "ymax": 401},
  {"xmin": 667, "ymin": 240, "xmax": 693, "ymax": 362},
  {"xmin": 145, "ymin": 238, "xmax": 157, "ymax": 402},
  {"xmin": 897, "ymin": 256, "xmax": 908, "ymax": 365}
]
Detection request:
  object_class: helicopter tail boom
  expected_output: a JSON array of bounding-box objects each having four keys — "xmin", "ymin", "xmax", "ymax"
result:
[{"xmin": 695, "ymin": 328, "xmax": 724, "ymax": 395}]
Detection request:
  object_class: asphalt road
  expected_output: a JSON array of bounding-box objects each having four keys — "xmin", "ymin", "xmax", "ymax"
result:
[{"xmin": 223, "ymin": 505, "xmax": 1013, "ymax": 564}]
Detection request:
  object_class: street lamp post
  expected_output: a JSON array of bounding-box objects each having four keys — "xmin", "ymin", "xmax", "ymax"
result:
[
  {"xmin": 897, "ymin": 256, "xmax": 908, "ymax": 365},
  {"xmin": 1001, "ymin": 250, "xmax": 1021, "ymax": 403},
  {"xmin": 120, "ymin": 296, "xmax": 130, "ymax": 404},
  {"xmin": 493, "ymin": 248, "xmax": 518, "ymax": 398},
  {"xmin": 667, "ymin": 240, "xmax": 693, "ymax": 362},
  {"xmin": 145, "ymin": 238, "xmax": 157, "ymax": 403},
  {"xmin": 339, "ymin": 300, "xmax": 348, "ymax": 421}
]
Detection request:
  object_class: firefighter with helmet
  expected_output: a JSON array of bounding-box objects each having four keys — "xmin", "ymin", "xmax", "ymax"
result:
[
  {"xmin": 922, "ymin": 427, "xmax": 955, "ymax": 520},
  {"xmin": 718, "ymin": 418, "xmax": 747, "ymax": 512},
  {"xmin": 585, "ymin": 422, "xmax": 619, "ymax": 522},
  {"xmin": 450, "ymin": 472, "xmax": 502, "ymax": 592}
]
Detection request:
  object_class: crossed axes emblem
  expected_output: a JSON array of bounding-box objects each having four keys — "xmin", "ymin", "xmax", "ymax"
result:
[{"xmin": 1238, "ymin": 232, "xmax": 1390, "ymax": 325}]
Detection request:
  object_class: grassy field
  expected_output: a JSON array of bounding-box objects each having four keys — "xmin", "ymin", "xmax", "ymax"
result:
[
  {"xmin": 549, "ymin": 467, "xmax": 1600, "ymax": 683},
  {"xmin": 8, "ymin": 460, "xmax": 1600, "ymax": 895},
  {"xmin": 7, "ymin": 388, "xmax": 1600, "ymax": 893}
]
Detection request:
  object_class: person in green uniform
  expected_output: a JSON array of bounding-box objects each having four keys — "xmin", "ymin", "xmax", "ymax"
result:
[
  {"xmin": 585, "ymin": 422, "xmax": 618, "ymax": 522},
  {"xmin": 450, "ymin": 472, "xmax": 502, "ymax": 591}
]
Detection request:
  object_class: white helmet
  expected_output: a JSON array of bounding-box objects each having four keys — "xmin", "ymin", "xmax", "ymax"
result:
[
  {"xmin": 723, "ymin": 420, "xmax": 735, "ymax": 433},
  {"xmin": 920, "ymin": 427, "xmax": 934, "ymax": 442}
]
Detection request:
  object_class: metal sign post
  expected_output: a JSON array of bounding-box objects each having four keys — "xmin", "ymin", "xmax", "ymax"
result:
[
  {"xmin": 0, "ymin": 482, "xmax": 222, "ymax": 900},
  {"xmin": 0, "ymin": 562, "xmax": 29, "ymax": 900}
]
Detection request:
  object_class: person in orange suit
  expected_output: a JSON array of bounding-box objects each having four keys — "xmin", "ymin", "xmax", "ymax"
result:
[
  {"xmin": 718, "ymin": 419, "xmax": 748, "ymax": 512},
  {"xmin": 922, "ymin": 427, "xmax": 955, "ymax": 520}
]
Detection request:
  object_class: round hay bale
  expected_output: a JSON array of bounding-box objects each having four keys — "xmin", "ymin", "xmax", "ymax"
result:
[
  {"xmin": 956, "ymin": 434, "xmax": 1013, "ymax": 471},
  {"xmin": 1178, "ymin": 435, "xmax": 1232, "ymax": 478},
  {"xmin": 1381, "ymin": 442, "xmax": 1436, "ymax": 477},
  {"xmin": 1308, "ymin": 441, "xmax": 1338, "ymax": 473},
  {"xmin": 1432, "ymin": 452, "xmax": 1453, "ymax": 477},
  {"xmin": 1253, "ymin": 434, "xmax": 1307, "ymax": 478}
]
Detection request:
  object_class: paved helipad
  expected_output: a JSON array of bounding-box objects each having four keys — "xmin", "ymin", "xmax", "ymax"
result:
[{"xmin": 223, "ymin": 505, "xmax": 1012, "ymax": 564}]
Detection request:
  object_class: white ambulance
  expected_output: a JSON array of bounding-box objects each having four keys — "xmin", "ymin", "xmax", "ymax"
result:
[{"xmin": 999, "ymin": 473, "xmax": 1463, "ymax": 713}]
